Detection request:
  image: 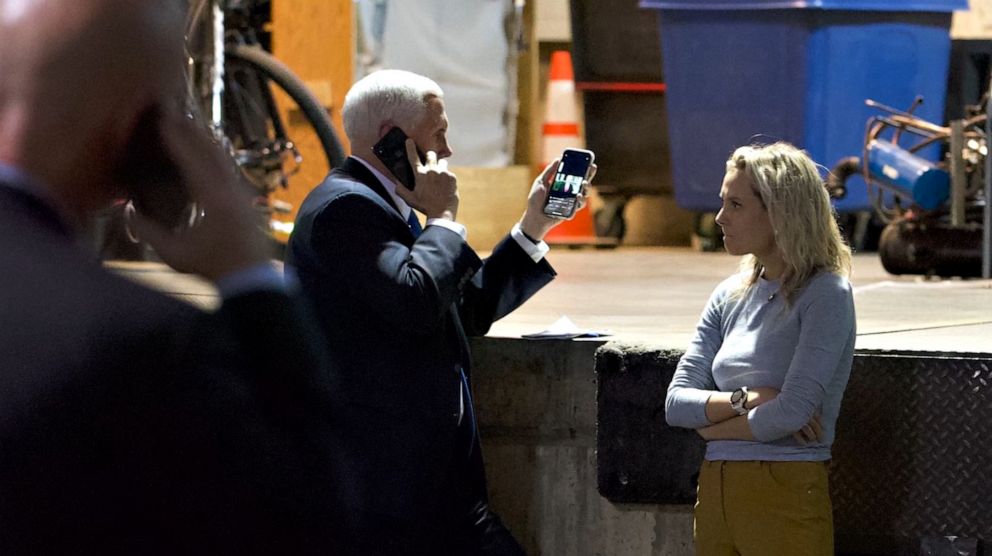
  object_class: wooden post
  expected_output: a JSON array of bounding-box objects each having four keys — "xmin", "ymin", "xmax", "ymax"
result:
[
  {"xmin": 514, "ymin": 0, "xmax": 537, "ymax": 168},
  {"xmin": 269, "ymin": 0, "xmax": 353, "ymax": 239}
]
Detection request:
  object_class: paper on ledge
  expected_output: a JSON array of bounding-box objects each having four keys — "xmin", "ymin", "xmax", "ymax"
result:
[{"xmin": 521, "ymin": 315, "xmax": 612, "ymax": 340}]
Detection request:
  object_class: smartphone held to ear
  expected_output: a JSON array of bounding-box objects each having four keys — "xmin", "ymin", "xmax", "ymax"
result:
[
  {"xmin": 115, "ymin": 107, "xmax": 191, "ymax": 229},
  {"xmin": 543, "ymin": 148, "xmax": 594, "ymax": 218},
  {"xmin": 372, "ymin": 127, "xmax": 426, "ymax": 190}
]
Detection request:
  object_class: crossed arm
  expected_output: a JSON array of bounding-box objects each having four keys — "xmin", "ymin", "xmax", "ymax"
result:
[
  {"xmin": 665, "ymin": 283, "xmax": 847, "ymax": 444},
  {"xmin": 695, "ymin": 387, "xmax": 822, "ymax": 443}
]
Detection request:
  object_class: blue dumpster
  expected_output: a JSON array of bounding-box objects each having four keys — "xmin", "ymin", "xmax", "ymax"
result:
[{"xmin": 640, "ymin": 0, "xmax": 967, "ymax": 212}]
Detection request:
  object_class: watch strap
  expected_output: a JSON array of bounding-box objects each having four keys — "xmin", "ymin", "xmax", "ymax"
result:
[{"xmin": 730, "ymin": 386, "xmax": 750, "ymax": 416}]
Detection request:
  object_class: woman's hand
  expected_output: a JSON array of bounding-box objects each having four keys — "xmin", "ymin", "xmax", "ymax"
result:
[
  {"xmin": 793, "ymin": 415, "xmax": 823, "ymax": 445},
  {"xmin": 743, "ymin": 387, "xmax": 824, "ymax": 444}
]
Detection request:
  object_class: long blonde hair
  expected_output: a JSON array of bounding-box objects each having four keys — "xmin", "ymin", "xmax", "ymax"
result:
[{"xmin": 728, "ymin": 142, "xmax": 851, "ymax": 305}]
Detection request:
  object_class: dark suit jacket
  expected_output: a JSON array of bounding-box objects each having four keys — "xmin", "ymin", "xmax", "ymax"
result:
[
  {"xmin": 286, "ymin": 157, "xmax": 555, "ymax": 546},
  {"xmin": 0, "ymin": 182, "xmax": 339, "ymax": 554}
]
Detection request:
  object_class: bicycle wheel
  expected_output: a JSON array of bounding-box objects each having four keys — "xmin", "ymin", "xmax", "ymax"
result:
[{"xmin": 226, "ymin": 43, "xmax": 347, "ymax": 169}]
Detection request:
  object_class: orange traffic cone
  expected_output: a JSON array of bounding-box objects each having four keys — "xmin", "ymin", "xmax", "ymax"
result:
[
  {"xmin": 540, "ymin": 51, "xmax": 582, "ymax": 172},
  {"xmin": 539, "ymin": 51, "xmax": 612, "ymax": 247}
]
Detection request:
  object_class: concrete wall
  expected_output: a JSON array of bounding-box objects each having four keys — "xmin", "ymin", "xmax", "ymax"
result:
[{"xmin": 471, "ymin": 337, "xmax": 694, "ymax": 555}]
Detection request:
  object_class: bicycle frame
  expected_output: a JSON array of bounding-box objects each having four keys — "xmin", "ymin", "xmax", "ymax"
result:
[
  {"xmin": 185, "ymin": 0, "xmax": 224, "ymax": 130},
  {"xmin": 186, "ymin": 0, "xmax": 304, "ymax": 200}
]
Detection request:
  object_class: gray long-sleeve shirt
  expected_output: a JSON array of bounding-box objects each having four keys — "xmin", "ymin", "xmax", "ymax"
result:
[{"xmin": 666, "ymin": 271, "xmax": 856, "ymax": 461}]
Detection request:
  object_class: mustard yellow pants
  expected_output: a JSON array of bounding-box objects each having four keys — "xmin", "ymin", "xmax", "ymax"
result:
[{"xmin": 694, "ymin": 460, "xmax": 834, "ymax": 556}]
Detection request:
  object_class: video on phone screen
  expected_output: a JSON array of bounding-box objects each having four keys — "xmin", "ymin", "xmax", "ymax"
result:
[{"xmin": 545, "ymin": 154, "xmax": 588, "ymax": 215}]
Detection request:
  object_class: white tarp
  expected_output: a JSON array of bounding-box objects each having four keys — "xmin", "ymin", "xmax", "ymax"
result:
[{"xmin": 377, "ymin": 0, "xmax": 513, "ymax": 167}]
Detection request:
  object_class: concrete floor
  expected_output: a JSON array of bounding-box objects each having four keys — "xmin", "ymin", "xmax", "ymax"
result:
[
  {"xmin": 110, "ymin": 247, "xmax": 992, "ymax": 355},
  {"xmin": 492, "ymin": 248, "xmax": 992, "ymax": 354}
]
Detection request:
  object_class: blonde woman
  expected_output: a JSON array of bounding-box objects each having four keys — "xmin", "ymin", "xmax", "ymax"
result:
[{"xmin": 666, "ymin": 142, "xmax": 855, "ymax": 555}]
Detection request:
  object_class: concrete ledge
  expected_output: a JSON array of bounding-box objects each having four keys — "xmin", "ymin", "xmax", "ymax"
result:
[{"xmin": 471, "ymin": 337, "xmax": 694, "ymax": 556}]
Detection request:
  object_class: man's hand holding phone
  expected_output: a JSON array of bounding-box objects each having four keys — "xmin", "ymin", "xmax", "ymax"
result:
[
  {"xmin": 392, "ymin": 138, "xmax": 459, "ymax": 221},
  {"xmin": 519, "ymin": 157, "xmax": 597, "ymax": 242},
  {"xmin": 128, "ymin": 108, "xmax": 272, "ymax": 283}
]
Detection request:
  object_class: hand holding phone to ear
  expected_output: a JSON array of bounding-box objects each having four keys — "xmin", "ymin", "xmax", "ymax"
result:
[
  {"xmin": 115, "ymin": 105, "xmax": 192, "ymax": 230},
  {"xmin": 129, "ymin": 108, "xmax": 272, "ymax": 282},
  {"xmin": 391, "ymin": 138, "xmax": 459, "ymax": 221}
]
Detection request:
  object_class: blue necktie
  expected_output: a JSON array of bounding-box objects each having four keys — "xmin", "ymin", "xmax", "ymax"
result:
[
  {"xmin": 460, "ymin": 368, "xmax": 477, "ymax": 454},
  {"xmin": 406, "ymin": 210, "xmax": 423, "ymax": 238}
]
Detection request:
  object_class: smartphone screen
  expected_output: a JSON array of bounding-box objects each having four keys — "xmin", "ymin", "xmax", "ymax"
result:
[
  {"xmin": 372, "ymin": 127, "xmax": 425, "ymax": 190},
  {"xmin": 543, "ymin": 148, "xmax": 594, "ymax": 218}
]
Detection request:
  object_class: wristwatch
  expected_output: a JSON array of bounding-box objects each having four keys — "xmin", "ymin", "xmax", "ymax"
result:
[{"xmin": 730, "ymin": 386, "xmax": 750, "ymax": 416}]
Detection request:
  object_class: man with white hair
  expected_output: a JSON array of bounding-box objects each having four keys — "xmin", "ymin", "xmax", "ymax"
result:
[{"xmin": 288, "ymin": 69, "xmax": 593, "ymax": 553}]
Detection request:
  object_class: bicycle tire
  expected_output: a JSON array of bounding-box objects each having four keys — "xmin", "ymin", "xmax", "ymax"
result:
[{"xmin": 226, "ymin": 43, "xmax": 347, "ymax": 169}]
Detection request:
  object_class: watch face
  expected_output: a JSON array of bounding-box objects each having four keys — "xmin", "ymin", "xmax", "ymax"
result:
[{"xmin": 731, "ymin": 389, "xmax": 744, "ymax": 403}]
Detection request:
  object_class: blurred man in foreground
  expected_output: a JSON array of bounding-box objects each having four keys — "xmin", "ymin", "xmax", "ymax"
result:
[{"xmin": 0, "ymin": 0, "xmax": 338, "ymax": 552}]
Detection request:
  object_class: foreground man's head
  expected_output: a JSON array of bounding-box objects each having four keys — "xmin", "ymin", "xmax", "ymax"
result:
[{"xmin": 0, "ymin": 0, "xmax": 187, "ymax": 222}]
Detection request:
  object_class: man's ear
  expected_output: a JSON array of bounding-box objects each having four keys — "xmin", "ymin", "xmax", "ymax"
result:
[{"xmin": 377, "ymin": 122, "xmax": 395, "ymax": 141}]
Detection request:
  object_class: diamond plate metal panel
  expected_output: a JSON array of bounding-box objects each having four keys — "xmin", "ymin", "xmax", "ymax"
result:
[
  {"xmin": 596, "ymin": 343, "xmax": 992, "ymax": 555},
  {"xmin": 831, "ymin": 352, "xmax": 992, "ymax": 556}
]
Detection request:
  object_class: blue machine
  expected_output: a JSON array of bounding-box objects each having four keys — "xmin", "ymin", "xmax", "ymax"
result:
[
  {"xmin": 865, "ymin": 140, "xmax": 950, "ymax": 211},
  {"xmin": 827, "ymin": 97, "xmax": 988, "ymax": 277}
]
